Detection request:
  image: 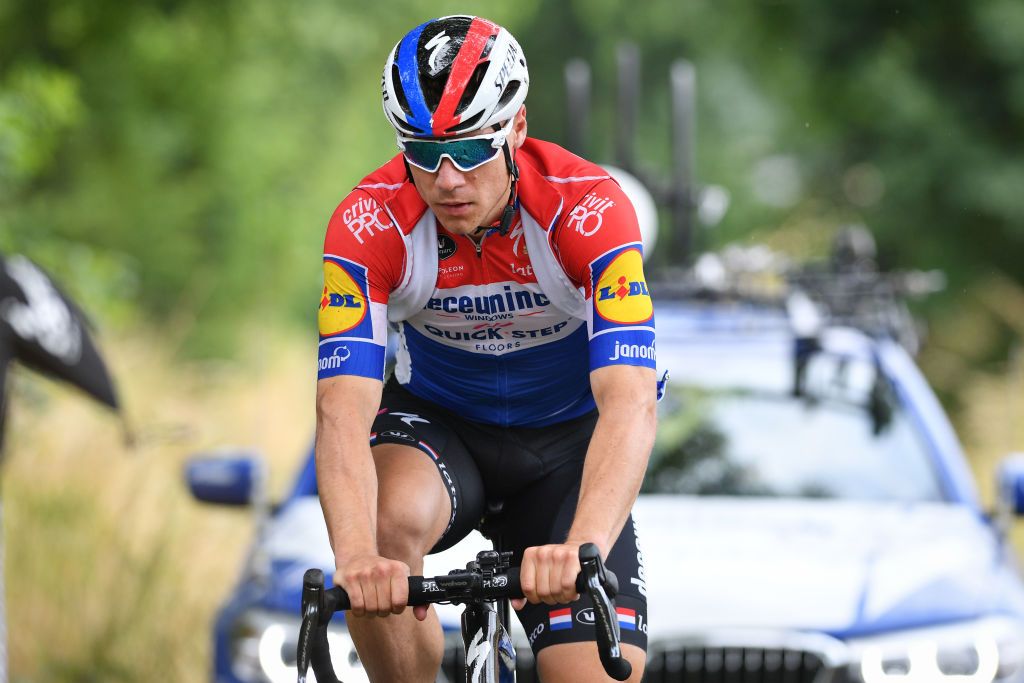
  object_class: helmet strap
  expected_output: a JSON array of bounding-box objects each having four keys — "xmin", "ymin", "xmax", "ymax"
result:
[
  {"xmin": 496, "ymin": 141, "xmax": 519, "ymax": 236},
  {"xmin": 472, "ymin": 139, "xmax": 520, "ymax": 237}
]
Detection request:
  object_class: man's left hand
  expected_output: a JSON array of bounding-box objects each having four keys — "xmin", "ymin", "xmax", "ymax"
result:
[{"xmin": 513, "ymin": 541, "xmax": 587, "ymax": 609}]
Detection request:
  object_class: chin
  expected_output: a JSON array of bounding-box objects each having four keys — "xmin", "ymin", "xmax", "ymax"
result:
[{"xmin": 437, "ymin": 217, "xmax": 481, "ymax": 235}]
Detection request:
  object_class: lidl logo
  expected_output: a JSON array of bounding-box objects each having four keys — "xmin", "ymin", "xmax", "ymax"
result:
[
  {"xmin": 594, "ymin": 248, "xmax": 653, "ymax": 325},
  {"xmin": 319, "ymin": 259, "xmax": 367, "ymax": 336}
]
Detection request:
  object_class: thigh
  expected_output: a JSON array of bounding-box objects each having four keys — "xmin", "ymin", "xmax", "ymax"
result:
[{"xmin": 371, "ymin": 380, "xmax": 487, "ymax": 554}]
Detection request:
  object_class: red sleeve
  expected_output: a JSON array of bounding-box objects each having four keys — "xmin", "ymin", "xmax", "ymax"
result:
[
  {"xmin": 552, "ymin": 179, "xmax": 644, "ymax": 293},
  {"xmin": 318, "ymin": 190, "xmax": 405, "ymax": 381},
  {"xmin": 552, "ymin": 179, "xmax": 657, "ymax": 372},
  {"xmin": 323, "ymin": 189, "xmax": 405, "ymax": 305}
]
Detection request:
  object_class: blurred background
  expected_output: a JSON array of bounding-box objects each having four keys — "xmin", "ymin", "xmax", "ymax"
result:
[{"xmin": 2, "ymin": 0, "xmax": 1024, "ymax": 679}]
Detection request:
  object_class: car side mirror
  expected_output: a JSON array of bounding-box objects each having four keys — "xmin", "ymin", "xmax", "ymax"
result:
[
  {"xmin": 185, "ymin": 451, "xmax": 266, "ymax": 507},
  {"xmin": 997, "ymin": 453, "xmax": 1024, "ymax": 516}
]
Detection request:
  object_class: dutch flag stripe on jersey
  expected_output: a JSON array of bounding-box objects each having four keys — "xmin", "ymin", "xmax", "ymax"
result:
[{"xmin": 549, "ymin": 608, "xmax": 572, "ymax": 631}]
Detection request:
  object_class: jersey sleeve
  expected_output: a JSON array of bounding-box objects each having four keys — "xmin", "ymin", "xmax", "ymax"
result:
[
  {"xmin": 554, "ymin": 178, "xmax": 656, "ymax": 373},
  {"xmin": 318, "ymin": 190, "xmax": 404, "ymax": 381}
]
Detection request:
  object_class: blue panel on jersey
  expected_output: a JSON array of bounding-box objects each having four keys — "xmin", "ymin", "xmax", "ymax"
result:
[
  {"xmin": 400, "ymin": 323, "xmax": 596, "ymax": 427},
  {"xmin": 589, "ymin": 327, "xmax": 657, "ymax": 371},
  {"xmin": 318, "ymin": 339, "xmax": 385, "ymax": 381}
]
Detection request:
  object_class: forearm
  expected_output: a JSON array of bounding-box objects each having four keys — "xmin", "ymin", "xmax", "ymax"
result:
[
  {"xmin": 567, "ymin": 399, "xmax": 656, "ymax": 555},
  {"xmin": 315, "ymin": 376, "xmax": 383, "ymax": 565}
]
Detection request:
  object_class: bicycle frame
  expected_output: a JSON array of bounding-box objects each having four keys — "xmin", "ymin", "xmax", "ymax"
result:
[{"xmin": 461, "ymin": 598, "xmax": 516, "ymax": 683}]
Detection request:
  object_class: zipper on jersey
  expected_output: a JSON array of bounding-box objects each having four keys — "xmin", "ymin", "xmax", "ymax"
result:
[{"xmin": 471, "ymin": 231, "xmax": 487, "ymax": 257}]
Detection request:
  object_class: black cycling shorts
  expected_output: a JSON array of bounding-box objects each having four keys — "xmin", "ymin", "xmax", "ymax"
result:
[{"xmin": 370, "ymin": 378, "xmax": 648, "ymax": 655}]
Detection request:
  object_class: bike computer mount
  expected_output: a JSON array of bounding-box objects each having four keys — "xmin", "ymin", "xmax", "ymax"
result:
[{"xmin": 432, "ymin": 550, "xmax": 515, "ymax": 606}]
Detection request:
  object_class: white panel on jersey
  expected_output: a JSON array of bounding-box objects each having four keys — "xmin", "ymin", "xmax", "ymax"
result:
[
  {"xmin": 388, "ymin": 211, "xmax": 439, "ymax": 323},
  {"xmin": 406, "ymin": 281, "xmax": 585, "ymax": 356}
]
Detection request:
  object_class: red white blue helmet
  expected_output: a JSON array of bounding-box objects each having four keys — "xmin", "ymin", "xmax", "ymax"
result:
[{"xmin": 381, "ymin": 15, "xmax": 529, "ymax": 138}]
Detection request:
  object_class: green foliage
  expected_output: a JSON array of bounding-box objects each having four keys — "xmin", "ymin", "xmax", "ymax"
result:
[
  {"xmin": 0, "ymin": 0, "xmax": 540, "ymax": 355},
  {"xmin": 1, "ymin": 0, "xmax": 1021, "ymax": 359}
]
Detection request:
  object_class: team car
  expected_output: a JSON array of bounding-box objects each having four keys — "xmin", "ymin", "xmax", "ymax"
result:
[{"xmin": 188, "ymin": 238, "xmax": 1024, "ymax": 683}]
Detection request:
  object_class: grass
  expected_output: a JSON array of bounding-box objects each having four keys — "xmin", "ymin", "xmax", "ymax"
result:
[{"xmin": 3, "ymin": 327, "xmax": 313, "ymax": 682}]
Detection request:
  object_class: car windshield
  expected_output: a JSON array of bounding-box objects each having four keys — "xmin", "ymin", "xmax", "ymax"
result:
[{"xmin": 645, "ymin": 345, "xmax": 945, "ymax": 502}]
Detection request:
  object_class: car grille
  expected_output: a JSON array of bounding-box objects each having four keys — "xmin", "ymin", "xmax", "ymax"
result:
[
  {"xmin": 643, "ymin": 644, "xmax": 838, "ymax": 682},
  {"xmin": 441, "ymin": 642, "xmax": 844, "ymax": 683}
]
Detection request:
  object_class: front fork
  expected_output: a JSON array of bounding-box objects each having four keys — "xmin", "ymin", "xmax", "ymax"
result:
[{"xmin": 462, "ymin": 600, "xmax": 516, "ymax": 683}]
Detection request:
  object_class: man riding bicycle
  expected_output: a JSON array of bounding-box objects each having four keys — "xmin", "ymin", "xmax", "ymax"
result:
[{"xmin": 316, "ymin": 15, "xmax": 656, "ymax": 682}]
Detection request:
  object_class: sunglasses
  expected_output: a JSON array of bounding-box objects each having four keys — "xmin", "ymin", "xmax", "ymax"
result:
[{"xmin": 398, "ymin": 119, "xmax": 512, "ymax": 173}]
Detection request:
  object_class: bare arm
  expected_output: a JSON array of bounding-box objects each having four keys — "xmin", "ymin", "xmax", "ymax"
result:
[
  {"xmin": 517, "ymin": 364, "xmax": 657, "ymax": 606},
  {"xmin": 317, "ymin": 374, "xmax": 414, "ymax": 617},
  {"xmin": 315, "ymin": 374, "xmax": 383, "ymax": 562},
  {"xmin": 566, "ymin": 364, "xmax": 657, "ymax": 555}
]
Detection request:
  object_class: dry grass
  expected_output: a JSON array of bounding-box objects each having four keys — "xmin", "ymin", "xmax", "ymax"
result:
[{"xmin": 3, "ymin": 326, "xmax": 313, "ymax": 682}]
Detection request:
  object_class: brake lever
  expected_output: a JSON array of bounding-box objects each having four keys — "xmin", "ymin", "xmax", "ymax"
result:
[
  {"xmin": 577, "ymin": 543, "xmax": 632, "ymax": 681},
  {"xmin": 298, "ymin": 570, "xmax": 350, "ymax": 683},
  {"xmin": 297, "ymin": 569, "xmax": 325, "ymax": 682}
]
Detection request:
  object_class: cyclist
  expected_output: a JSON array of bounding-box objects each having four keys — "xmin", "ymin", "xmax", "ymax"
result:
[{"xmin": 316, "ymin": 15, "xmax": 656, "ymax": 682}]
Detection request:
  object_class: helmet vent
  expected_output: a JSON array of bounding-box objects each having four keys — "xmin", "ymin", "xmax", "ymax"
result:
[
  {"xmin": 454, "ymin": 62, "xmax": 490, "ymax": 117},
  {"xmin": 479, "ymin": 34, "xmax": 497, "ymax": 60},
  {"xmin": 496, "ymin": 81, "xmax": 522, "ymax": 110},
  {"xmin": 391, "ymin": 63, "xmax": 413, "ymax": 118},
  {"xmin": 393, "ymin": 117, "xmax": 419, "ymax": 135},
  {"xmin": 445, "ymin": 111, "xmax": 484, "ymax": 134}
]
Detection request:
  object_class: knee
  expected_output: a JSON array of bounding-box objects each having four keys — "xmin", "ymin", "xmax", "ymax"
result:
[{"xmin": 376, "ymin": 487, "xmax": 449, "ymax": 562}]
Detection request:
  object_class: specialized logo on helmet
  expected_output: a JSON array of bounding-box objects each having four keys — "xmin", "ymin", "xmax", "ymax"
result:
[
  {"xmin": 424, "ymin": 31, "xmax": 452, "ymax": 74},
  {"xmin": 319, "ymin": 258, "xmax": 370, "ymax": 336},
  {"xmin": 593, "ymin": 248, "xmax": 653, "ymax": 325}
]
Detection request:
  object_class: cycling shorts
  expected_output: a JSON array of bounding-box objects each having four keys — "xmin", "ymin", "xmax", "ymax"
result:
[{"xmin": 370, "ymin": 378, "xmax": 648, "ymax": 654}]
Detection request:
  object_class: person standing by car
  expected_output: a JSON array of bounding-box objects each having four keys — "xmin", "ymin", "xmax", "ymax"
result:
[{"xmin": 315, "ymin": 15, "xmax": 657, "ymax": 682}]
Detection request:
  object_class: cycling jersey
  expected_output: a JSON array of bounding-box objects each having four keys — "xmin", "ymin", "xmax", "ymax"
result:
[{"xmin": 318, "ymin": 138, "xmax": 656, "ymax": 427}]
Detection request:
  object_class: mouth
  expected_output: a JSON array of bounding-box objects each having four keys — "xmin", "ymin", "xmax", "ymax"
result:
[{"xmin": 436, "ymin": 201, "xmax": 473, "ymax": 217}]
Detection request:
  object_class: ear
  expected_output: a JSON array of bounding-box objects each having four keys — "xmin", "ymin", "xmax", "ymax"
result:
[{"xmin": 510, "ymin": 105, "xmax": 528, "ymax": 150}]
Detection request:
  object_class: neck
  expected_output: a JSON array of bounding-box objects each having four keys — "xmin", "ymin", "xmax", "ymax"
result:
[{"xmin": 482, "ymin": 182, "xmax": 514, "ymax": 228}]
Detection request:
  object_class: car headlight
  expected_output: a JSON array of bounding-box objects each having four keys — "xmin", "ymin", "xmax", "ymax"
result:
[
  {"xmin": 229, "ymin": 610, "xmax": 370, "ymax": 683},
  {"xmin": 845, "ymin": 616, "xmax": 1024, "ymax": 682}
]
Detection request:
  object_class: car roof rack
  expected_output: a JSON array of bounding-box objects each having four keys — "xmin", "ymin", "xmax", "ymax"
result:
[{"xmin": 649, "ymin": 226, "xmax": 946, "ymax": 356}]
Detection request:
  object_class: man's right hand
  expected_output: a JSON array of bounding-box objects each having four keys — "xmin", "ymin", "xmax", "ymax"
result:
[{"xmin": 334, "ymin": 554, "xmax": 412, "ymax": 618}]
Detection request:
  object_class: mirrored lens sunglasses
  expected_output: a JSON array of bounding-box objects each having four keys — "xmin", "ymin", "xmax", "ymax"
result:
[{"xmin": 398, "ymin": 123, "xmax": 510, "ymax": 173}]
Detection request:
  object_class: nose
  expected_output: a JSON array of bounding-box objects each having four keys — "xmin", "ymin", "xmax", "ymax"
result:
[{"xmin": 435, "ymin": 158, "xmax": 466, "ymax": 192}]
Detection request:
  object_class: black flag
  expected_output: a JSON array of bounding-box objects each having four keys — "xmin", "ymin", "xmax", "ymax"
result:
[{"xmin": 0, "ymin": 253, "xmax": 120, "ymax": 448}]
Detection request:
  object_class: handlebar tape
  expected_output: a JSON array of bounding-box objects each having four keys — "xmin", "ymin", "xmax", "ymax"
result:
[{"xmin": 312, "ymin": 568, "xmax": 525, "ymax": 614}]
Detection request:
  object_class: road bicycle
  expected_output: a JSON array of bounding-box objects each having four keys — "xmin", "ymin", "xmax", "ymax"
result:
[{"xmin": 297, "ymin": 542, "xmax": 632, "ymax": 682}]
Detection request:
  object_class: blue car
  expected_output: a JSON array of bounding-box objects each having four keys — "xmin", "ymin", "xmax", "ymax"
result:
[{"xmin": 188, "ymin": 256, "xmax": 1024, "ymax": 683}]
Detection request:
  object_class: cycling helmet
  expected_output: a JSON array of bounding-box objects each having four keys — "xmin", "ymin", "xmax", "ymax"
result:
[{"xmin": 382, "ymin": 15, "xmax": 529, "ymax": 138}]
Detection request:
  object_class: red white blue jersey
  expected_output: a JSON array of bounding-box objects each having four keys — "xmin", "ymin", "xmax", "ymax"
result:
[{"xmin": 318, "ymin": 138, "xmax": 656, "ymax": 427}]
